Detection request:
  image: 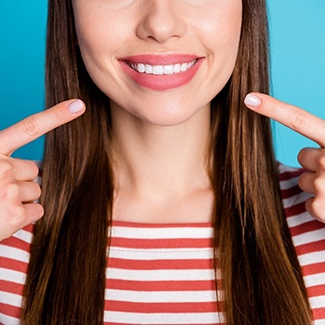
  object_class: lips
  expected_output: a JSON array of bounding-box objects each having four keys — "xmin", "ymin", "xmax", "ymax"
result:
[
  {"xmin": 119, "ymin": 54, "xmax": 203, "ymax": 91},
  {"xmin": 129, "ymin": 60, "xmax": 197, "ymax": 75}
]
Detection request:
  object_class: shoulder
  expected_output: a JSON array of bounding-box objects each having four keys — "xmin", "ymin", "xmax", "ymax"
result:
[{"xmin": 279, "ymin": 164, "xmax": 325, "ymax": 320}]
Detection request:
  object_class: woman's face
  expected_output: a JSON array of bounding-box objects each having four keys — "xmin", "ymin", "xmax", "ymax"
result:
[{"xmin": 72, "ymin": 0, "xmax": 242, "ymax": 126}]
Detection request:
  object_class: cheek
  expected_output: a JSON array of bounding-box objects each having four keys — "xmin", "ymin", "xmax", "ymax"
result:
[
  {"xmin": 73, "ymin": 7, "xmax": 126, "ymax": 71},
  {"xmin": 199, "ymin": 4, "xmax": 242, "ymax": 82},
  {"xmin": 202, "ymin": 4, "xmax": 242, "ymax": 55}
]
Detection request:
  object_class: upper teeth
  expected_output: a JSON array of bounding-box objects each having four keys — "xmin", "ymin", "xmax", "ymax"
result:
[{"xmin": 129, "ymin": 60, "xmax": 196, "ymax": 75}]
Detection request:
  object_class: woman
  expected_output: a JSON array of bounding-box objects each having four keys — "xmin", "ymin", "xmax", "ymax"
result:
[{"xmin": 0, "ymin": 0, "xmax": 324, "ymax": 324}]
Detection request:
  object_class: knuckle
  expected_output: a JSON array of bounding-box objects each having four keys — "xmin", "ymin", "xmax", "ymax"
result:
[
  {"xmin": 33, "ymin": 183, "xmax": 42, "ymax": 199},
  {"xmin": 0, "ymin": 161, "xmax": 13, "ymax": 179},
  {"xmin": 28, "ymin": 161, "xmax": 40, "ymax": 178},
  {"xmin": 309, "ymin": 198, "xmax": 321, "ymax": 216},
  {"xmin": 0, "ymin": 160, "xmax": 13, "ymax": 178},
  {"xmin": 29, "ymin": 204, "xmax": 44, "ymax": 222},
  {"xmin": 21, "ymin": 116, "xmax": 39, "ymax": 137},
  {"xmin": 297, "ymin": 174, "xmax": 306, "ymax": 190},
  {"xmin": 313, "ymin": 177, "xmax": 324, "ymax": 192},
  {"xmin": 289, "ymin": 112, "xmax": 307, "ymax": 132},
  {"xmin": 297, "ymin": 148, "xmax": 308, "ymax": 164},
  {"xmin": 318, "ymin": 156, "xmax": 325, "ymax": 172},
  {"xmin": 35, "ymin": 204, "xmax": 45, "ymax": 219}
]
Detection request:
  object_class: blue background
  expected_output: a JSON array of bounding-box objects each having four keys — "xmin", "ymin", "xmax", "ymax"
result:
[{"xmin": 0, "ymin": 1, "xmax": 325, "ymax": 166}]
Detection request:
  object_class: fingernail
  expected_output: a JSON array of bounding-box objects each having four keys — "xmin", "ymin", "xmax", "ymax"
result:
[
  {"xmin": 244, "ymin": 94, "xmax": 262, "ymax": 107},
  {"xmin": 68, "ymin": 99, "xmax": 84, "ymax": 114}
]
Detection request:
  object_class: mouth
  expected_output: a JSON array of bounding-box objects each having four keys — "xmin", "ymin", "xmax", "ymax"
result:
[{"xmin": 119, "ymin": 54, "xmax": 203, "ymax": 91}]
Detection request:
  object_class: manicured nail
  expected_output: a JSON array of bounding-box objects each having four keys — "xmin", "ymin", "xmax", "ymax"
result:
[
  {"xmin": 68, "ymin": 99, "xmax": 84, "ymax": 114},
  {"xmin": 244, "ymin": 94, "xmax": 262, "ymax": 107}
]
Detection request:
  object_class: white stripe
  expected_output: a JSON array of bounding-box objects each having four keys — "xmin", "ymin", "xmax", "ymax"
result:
[
  {"xmin": 109, "ymin": 247, "xmax": 214, "ymax": 260},
  {"xmin": 0, "ymin": 245, "xmax": 30, "ymax": 262},
  {"xmin": 0, "ymin": 267, "xmax": 26, "ymax": 284},
  {"xmin": 292, "ymin": 228, "xmax": 325, "ymax": 246},
  {"xmin": 0, "ymin": 313, "xmax": 20, "ymax": 325},
  {"xmin": 107, "ymin": 268, "xmax": 219, "ymax": 281},
  {"xmin": 287, "ymin": 211, "xmax": 315, "ymax": 228},
  {"xmin": 304, "ymin": 272, "xmax": 325, "ymax": 288},
  {"xmin": 298, "ymin": 251, "xmax": 325, "ymax": 267},
  {"xmin": 0, "ymin": 291, "xmax": 22, "ymax": 308},
  {"xmin": 104, "ymin": 311, "xmax": 224, "ymax": 324},
  {"xmin": 12, "ymin": 228, "xmax": 33, "ymax": 243},
  {"xmin": 111, "ymin": 225, "xmax": 214, "ymax": 240},
  {"xmin": 309, "ymin": 295, "xmax": 325, "ymax": 309},
  {"xmin": 282, "ymin": 191, "xmax": 312, "ymax": 209},
  {"xmin": 279, "ymin": 176, "xmax": 300, "ymax": 190},
  {"xmin": 105, "ymin": 289, "xmax": 219, "ymax": 303},
  {"xmin": 314, "ymin": 320, "xmax": 325, "ymax": 325}
]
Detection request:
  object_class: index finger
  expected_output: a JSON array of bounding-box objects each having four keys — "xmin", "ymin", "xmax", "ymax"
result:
[
  {"xmin": 0, "ymin": 99, "xmax": 85, "ymax": 156},
  {"xmin": 244, "ymin": 93, "xmax": 325, "ymax": 147}
]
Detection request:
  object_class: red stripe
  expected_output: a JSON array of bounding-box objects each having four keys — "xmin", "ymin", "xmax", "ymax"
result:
[
  {"xmin": 281, "ymin": 185, "xmax": 302, "ymax": 199},
  {"xmin": 285, "ymin": 202, "xmax": 306, "ymax": 217},
  {"xmin": 0, "ymin": 236, "xmax": 31, "ymax": 252},
  {"xmin": 295, "ymin": 240, "xmax": 325, "ymax": 256},
  {"xmin": 312, "ymin": 307, "xmax": 325, "ymax": 320},
  {"xmin": 105, "ymin": 300, "xmax": 220, "ymax": 313},
  {"xmin": 0, "ymin": 280, "xmax": 24, "ymax": 295},
  {"xmin": 279, "ymin": 169, "xmax": 304, "ymax": 181},
  {"xmin": 110, "ymin": 237, "xmax": 213, "ymax": 249},
  {"xmin": 108, "ymin": 258, "xmax": 215, "ymax": 270},
  {"xmin": 307, "ymin": 284, "xmax": 325, "ymax": 298},
  {"xmin": 290, "ymin": 220, "xmax": 325, "ymax": 237},
  {"xmin": 302, "ymin": 262, "xmax": 325, "ymax": 276},
  {"xmin": 0, "ymin": 302, "xmax": 21, "ymax": 318},
  {"xmin": 0, "ymin": 257, "xmax": 28, "ymax": 273},
  {"xmin": 22, "ymin": 223, "xmax": 34, "ymax": 233},
  {"xmin": 106, "ymin": 279, "xmax": 220, "ymax": 291}
]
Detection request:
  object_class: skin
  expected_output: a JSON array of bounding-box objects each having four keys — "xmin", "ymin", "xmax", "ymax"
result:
[
  {"xmin": 0, "ymin": 1, "xmax": 324, "ymax": 239},
  {"xmin": 72, "ymin": 0, "xmax": 242, "ymax": 126},
  {"xmin": 0, "ymin": 100, "xmax": 85, "ymax": 240},
  {"xmin": 72, "ymin": 0, "xmax": 242, "ymax": 223}
]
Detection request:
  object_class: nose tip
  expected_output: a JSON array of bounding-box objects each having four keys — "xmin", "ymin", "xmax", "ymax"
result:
[{"xmin": 136, "ymin": 1, "xmax": 186, "ymax": 43}]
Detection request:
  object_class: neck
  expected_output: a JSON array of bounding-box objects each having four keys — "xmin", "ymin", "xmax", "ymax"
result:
[
  {"xmin": 109, "ymin": 101, "xmax": 215, "ymax": 223},
  {"xmin": 110, "ymin": 103, "xmax": 212, "ymax": 198}
]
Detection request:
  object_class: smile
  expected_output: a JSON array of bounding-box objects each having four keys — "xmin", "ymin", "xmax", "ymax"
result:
[
  {"xmin": 128, "ymin": 60, "xmax": 197, "ymax": 75},
  {"xmin": 119, "ymin": 54, "xmax": 203, "ymax": 91}
]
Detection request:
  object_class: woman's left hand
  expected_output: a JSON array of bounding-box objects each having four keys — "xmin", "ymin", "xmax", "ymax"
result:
[{"xmin": 244, "ymin": 92, "xmax": 325, "ymax": 223}]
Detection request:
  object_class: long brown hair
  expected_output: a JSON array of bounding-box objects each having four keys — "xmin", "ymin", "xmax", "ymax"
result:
[{"xmin": 23, "ymin": 0, "xmax": 312, "ymax": 324}]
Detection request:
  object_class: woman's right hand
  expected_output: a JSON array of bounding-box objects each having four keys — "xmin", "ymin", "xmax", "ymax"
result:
[{"xmin": 0, "ymin": 99, "xmax": 85, "ymax": 241}]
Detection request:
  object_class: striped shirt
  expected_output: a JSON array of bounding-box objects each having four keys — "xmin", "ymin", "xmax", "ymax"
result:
[{"xmin": 0, "ymin": 164, "xmax": 324, "ymax": 324}]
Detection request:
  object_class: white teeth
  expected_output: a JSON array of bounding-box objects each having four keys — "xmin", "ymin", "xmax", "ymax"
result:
[
  {"xmin": 145, "ymin": 64, "xmax": 153, "ymax": 74},
  {"xmin": 163, "ymin": 65, "xmax": 174, "ymax": 75},
  {"xmin": 137, "ymin": 63, "xmax": 145, "ymax": 73},
  {"xmin": 181, "ymin": 63, "xmax": 188, "ymax": 72},
  {"xmin": 153, "ymin": 65, "xmax": 163, "ymax": 75},
  {"xmin": 174, "ymin": 64, "xmax": 181, "ymax": 73},
  {"xmin": 130, "ymin": 60, "xmax": 197, "ymax": 75}
]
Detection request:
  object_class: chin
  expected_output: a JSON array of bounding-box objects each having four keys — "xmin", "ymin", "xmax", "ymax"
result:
[{"xmin": 136, "ymin": 105, "xmax": 209, "ymax": 127}]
